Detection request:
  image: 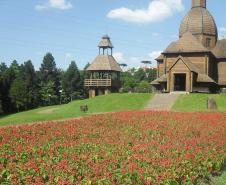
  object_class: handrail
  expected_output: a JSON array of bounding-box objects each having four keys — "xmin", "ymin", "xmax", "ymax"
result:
[{"xmin": 84, "ymin": 79, "xmax": 112, "ymax": 87}]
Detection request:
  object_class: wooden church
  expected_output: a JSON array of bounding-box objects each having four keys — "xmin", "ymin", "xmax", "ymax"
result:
[
  {"xmin": 151, "ymin": 0, "xmax": 226, "ymax": 93},
  {"xmin": 84, "ymin": 35, "xmax": 122, "ymax": 98}
]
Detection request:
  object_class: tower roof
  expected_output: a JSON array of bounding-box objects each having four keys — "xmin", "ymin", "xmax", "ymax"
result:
[
  {"xmin": 164, "ymin": 32, "xmax": 209, "ymax": 53},
  {"xmin": 86, "ymin": 55, "xmax": 122, "ymax": 72},
  {"xmin": 179, "ymin": 2, "xmax": 218, "ymax": 40},
  {"xmin": 212, "ymin": 39, "xmax": 226, "ymax": 58},
  {"xmin": 98, "ymin": 35, "xmax": 114, "ymax": 48}
]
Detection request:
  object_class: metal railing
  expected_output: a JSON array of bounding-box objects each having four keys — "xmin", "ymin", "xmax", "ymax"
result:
[{"xmin": 84, "ymin": 79, "xmax": 112, "ymax": 87}]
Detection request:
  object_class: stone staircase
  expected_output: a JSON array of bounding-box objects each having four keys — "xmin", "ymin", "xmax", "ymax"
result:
[{"xmin": 144, "ymin": 93, "xmax": 181, "ymax": 111}]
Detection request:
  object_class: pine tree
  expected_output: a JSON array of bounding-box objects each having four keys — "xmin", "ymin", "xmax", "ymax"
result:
[
  {"xmin": 40, "ymin": 53, "xmax": 57, "ymax": 82},
  {"xmin": 23, "ymin": 60, "xmax": 39, "ymax": 108},
  {"xmin": 40, "ymin": 81, "xmax": 58, "ymax": 105},
  {"xmin": 62, "ymin": 61, "xmax": 82, "ymax": 101},
  {"xmin": 9, "ymin": 71, "xmax": 27, "ymax": 112},
  {"xmin": 39, "ymin": 53, "xmax": 60, "ymax": 104},
  {"xmin": 0, "ymin": 63, "xmax": 7, "ymax": 114},
  {"xmin": 1, "ymin": 61, "xmax": 19, "ymax": 113}
]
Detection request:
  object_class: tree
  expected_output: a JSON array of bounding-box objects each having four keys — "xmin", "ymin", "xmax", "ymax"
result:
[
  {"xmin": 146, "ymin": 68, "xmax": 157, "ymax": 82},
  {"xmin": 9, "ymin": 71, "xmax": 27, "ymax": 112},
  {"xmin": 0, "ymin": 99, "xmax": 3, "ymax": 115},
  {"xmin": 62, "ymin": 61, "xmax": 82, "ymax": 102},
  {"xmin": 0, "ymin": 63, "xmax": 7, "ymax": 114},
  {"xmin": 80, "ymin": 63, "xmax": 90, "ymax": 80},
  {"xmin": 137, "ymin": 81, "xmax": 151, "ymax": 93},
  {"xmin": 1, "ymin": 61, "xmax": 19, "ymax": 113},
  {"xmin": 134, "ymin": 68, "xmax": 146, "ymax": 82},
  {"xmin": 119, "ymin": 63, "xmax": 128, "ymax": 67},
  {"xmin": 39, "ymin": 81, "xmax": 58, "ymax": 106},
  {"xmin": 23, "ymin": 60, "xmax": 39, "ymax": 108},
  {"xmin": 121, "ymin": 71, "xmax": 137, "ymax": 92},
  {"xmin": 40, "ymin": 53, "xmax": 58, "ymax": 82},
  {"xmin": 39, "ymin": 53, "xmax": 60, "ymax": 104},
  {"xmin": 141, "ymin": 61, "xmax": 152, "ymax": 65}
]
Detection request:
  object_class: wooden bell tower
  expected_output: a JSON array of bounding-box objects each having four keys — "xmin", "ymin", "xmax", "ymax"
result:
[{"xmin": 84, "ymin": 35, "xmax": 122, "ymax": 98}]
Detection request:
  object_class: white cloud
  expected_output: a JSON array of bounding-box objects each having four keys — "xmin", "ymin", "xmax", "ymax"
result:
[
  {"xmin": 128, "ymin": 57, "xmax": 140, "ymax": 66},
  {"xmin": 124, "ymin": 51, "xmax": 162, "ymax": 68},
  {"xmin": 148, "ymin": 51, "xmax": 162, "ymax": 60},
  {"xmin": 65, "ymin": 53, "xmax": 72, "ymax": 58},
  {"xmin": 219, "ymin": 27, "xmax": 226, "ymax": 32},
  {"xmin": 35, "ymin": 0, "xmax": 73, "ymax": 11},
  {"xmin": 113, "ymin": 52, "xmax": 124, "ymax": 62},
  {"xmin": 107, "ymin": 0, "xmax": 184, "ymax": 23},
  {"xmin": 219, "ymin": 27, "xmax": 226, "ymax": 39},
  {"xmin": 35, "ymin": 5, "xmax": 48, "ymax": 11}
]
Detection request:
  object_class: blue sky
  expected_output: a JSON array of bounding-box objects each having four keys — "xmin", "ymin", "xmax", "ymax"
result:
[{"xmin": 0, "ymin": 0, "xmax": 226, "ymax": 70}]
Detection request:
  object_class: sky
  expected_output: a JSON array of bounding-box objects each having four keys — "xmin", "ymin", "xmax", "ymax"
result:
[{"xmin": 0, "ymin": 0, "xmax": 226, "ymax": 70}]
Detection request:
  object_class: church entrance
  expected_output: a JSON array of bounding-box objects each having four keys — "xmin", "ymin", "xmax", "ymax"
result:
[{"xmin": 174, "ymin": 74, "xmax": 186, "ymax": 91}]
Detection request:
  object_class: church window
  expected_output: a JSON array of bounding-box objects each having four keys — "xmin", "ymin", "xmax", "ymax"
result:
[{"xmin": 206, "ymin": 38, "xmax": 211, "ymax": 47}]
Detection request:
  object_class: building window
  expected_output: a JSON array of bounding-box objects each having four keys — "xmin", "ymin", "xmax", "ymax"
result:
[{"xmin": 206, "ymin": 38, "xmax": 211, "ymax": 47}]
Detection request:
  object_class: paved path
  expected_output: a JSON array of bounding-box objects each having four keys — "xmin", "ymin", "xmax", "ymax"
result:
[{"xmin": 144, "ymin": 93, "xmax": 181, "ymax": 111}]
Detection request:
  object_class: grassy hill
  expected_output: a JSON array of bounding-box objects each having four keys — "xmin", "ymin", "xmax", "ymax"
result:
[
  {"xmin": 215, "ymin": 171, "xmax": 226, "ymax": 185},
  {"xmin": 0, "ymin": 93, "xmax": 153, "ymax": 126},
  {"xmin": 172, "ymin": 93, "xmax": 226, "ymax": 112}
]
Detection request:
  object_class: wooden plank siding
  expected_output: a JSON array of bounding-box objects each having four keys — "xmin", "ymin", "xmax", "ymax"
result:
[
  {"xmin": 218, "ymin": 60, "xmax": 226, "ymax": 85},
  {"xmin": 165, "ymin": 53, "xmax": 208, "ymax": 74},
  {"xmin": 167, "ymin": 59, "xmax": 192, "ymax": 92},
  {"xmin": 158, "ymin": 63, "xmax": 165, "ymax": 77}
]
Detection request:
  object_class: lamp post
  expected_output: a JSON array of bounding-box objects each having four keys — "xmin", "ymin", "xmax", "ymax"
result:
[
  {"xmin": 48, "ymin": 94, "xmax": 51, "ymax": 105},
  {"xmin": 59, "ymin": 90, "xmax": 63, "ymax": 105}
]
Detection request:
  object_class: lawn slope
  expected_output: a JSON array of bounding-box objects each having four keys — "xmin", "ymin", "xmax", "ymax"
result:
[
  {"xmin": 172, "ymin": 94, "xmax": 226, "ymax": 112},
  {"xmin": 215, "ymin": 171, "xmax": 226, "ymax": 185},
  {"xmin": 0, "ymin": 93, "xmax": 152, "ymax": 126}
]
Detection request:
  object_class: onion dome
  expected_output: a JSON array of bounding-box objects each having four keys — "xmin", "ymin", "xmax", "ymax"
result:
[
  {"xmin": 179, "ymin": 1, "xmax": 218, "ymax": 48},
  {"xmin": 179, "ymin": 8, "xmax": 217, "ymax": 39}
]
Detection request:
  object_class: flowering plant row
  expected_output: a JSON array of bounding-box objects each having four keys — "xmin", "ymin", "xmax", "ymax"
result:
[{"xmin": 0, "ymin": 111, "xmax": 226, "ymax": 184}]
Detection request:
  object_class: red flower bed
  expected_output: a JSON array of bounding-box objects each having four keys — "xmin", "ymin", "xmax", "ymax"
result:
[{"xmin": 0, "ymin": 111, "xmax": 226, "ymax": 184}]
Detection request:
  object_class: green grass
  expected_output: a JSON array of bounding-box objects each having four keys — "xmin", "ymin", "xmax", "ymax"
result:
[
  {"xmin": 0, "ymin": 93, "xmax": 153, "ymax": 126},
  {"xmin": 214, "ymin": 171, "xmax": 226, "ymax": 185},
  {"xmin": 172, "ymin": 93, "xmax": 226, "ymax": 112}
]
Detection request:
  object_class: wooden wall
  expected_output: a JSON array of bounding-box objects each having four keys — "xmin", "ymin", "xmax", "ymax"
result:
[
  {"xmin": 158, "ymin": 63, "xmax": 164, "ymax": 77},
  {"xmin": 217, "ymin": 60, "xmax": 226, "ymax": 85},
  {"xmin": 164, "ymin": 53, "xmax": 208, "ymax": 74},
  {"xmin": 167, "ymin": 59, "xmax": 192, "ymax": 92}
]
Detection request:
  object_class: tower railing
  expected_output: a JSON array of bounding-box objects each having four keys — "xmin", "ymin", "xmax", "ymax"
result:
[{"xmin": 84, "ymin": 79, "xmax": 112, "ymax": 87}]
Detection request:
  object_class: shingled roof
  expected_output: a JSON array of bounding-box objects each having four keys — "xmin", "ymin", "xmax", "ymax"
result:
[
  {"xmin": 87, "ymin": 55, "xmax": 122, "ymax": 72},
  {"xmin": 197, "ymin": 74, "xmax": 216, "ymax": 83},
  {"xmin": 155, "ymin": 54, "xmax": 164, "ymax": 61},
  {"xmin": 150, "ymin": 74, "xmax": 168, "ymax": 85},
  {"xmin": 179, "ymin": 7, "xmax": 218, "ymax": 40},
  {"xmin": 98, "ymin": 35, "xmax": 114, "ymax": 48},
  {"xmin": 163, "ymin": 32, "xmax": 209, "ymax": 53},
  {"xmin": 212, "ymin": 39, "xmax": 226, "ymax": 58}
]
